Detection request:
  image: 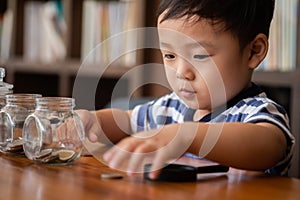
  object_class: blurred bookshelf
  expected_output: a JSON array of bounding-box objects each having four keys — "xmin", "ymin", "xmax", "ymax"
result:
[{"xmin": 0, "ymin": 0, "xmax": 145, "ymax": 109}]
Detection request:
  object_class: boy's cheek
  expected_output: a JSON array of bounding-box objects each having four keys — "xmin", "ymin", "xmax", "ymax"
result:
[{"xmin": 164, "ymin": 67, "xmax": 178, "ymax": 88}]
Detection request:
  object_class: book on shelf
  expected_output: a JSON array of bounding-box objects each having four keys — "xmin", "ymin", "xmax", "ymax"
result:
[
  {"xmin": 23, "ymin": 0, "xmax": 67, "ymax": 64},
  {"xmin": 258, "ymin": 0, "xmax": 298, "ymax": 72},
  {"xmin": 0, "ymin": 6, "xmax": 14, "ymax": 61},
  {"xmin": 81, "ymin": 0, "xmax": 140, "ymax": 67}
]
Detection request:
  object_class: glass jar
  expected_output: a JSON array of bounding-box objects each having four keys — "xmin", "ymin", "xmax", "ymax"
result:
[
  {"xmin": 23, "ymin": 97, "xmax": 85, "ymax": 165},
  {"xmin": 0, "ymin": 67, "xmax": 14, "ymax": 109},
  {"xmin": 0, "ymin": 93, "xmax": 41, "ymax": 155},
  {"xmin": 0, "ymin": 88, "xmax": 13, "ymax": 109}
]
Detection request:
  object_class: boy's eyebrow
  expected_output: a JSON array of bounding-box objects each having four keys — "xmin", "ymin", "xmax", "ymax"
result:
[
  {"xmin": 159, "ymin": 42, "xmax": 172, "ymax": 48},
  {"xmin": 159, "ymin": 41, "xmax": 215, "ymax": 49},
  {"xmin": 185, "ymin": 41, "xmax": 215, "ymax": 49}
]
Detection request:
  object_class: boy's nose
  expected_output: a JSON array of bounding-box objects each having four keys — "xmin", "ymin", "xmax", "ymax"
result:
[{"xmin": 176, "ymin": 59, "xmax": 195, "ymax": 81}]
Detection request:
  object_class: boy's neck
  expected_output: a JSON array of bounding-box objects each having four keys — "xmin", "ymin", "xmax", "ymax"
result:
[{"xmin": 193, "ymin": 109, "xmax": 211, "ymax": 121}]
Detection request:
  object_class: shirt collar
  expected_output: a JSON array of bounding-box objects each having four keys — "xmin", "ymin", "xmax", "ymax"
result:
[{"xmin": 199, "ymin": 82, "xmax": 264, "ymax": 122}]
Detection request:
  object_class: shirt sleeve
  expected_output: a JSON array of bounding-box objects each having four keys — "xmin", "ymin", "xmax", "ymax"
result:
[
  {"xmin": 244, "ymin": 99, "xmax": 295, "ymax": 175},
  {"xmin": 130, "ymin": 93, "xmax": 190, "ymax": 133}
]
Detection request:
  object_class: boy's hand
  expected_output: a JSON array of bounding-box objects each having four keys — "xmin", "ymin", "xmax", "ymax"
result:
[
  {"xmin": 75, "ymin": 110, "xmax": 103, "ymax": 142},
  {"xmin": 103, "ymin": 123, "xmax": 198, "ymax": 179}
]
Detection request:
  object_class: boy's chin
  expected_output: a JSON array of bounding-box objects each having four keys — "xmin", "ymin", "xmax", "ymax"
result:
[
  {"xmin": 181, "ymin": 99, "xmax": 200, "ymax": 110},
  {"xmin": 182, "ymin": 99, "xmax": 211, "ymax": 111}
]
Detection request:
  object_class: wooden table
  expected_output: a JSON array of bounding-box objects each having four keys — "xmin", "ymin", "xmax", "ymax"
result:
[{"xmin": 1, "ymin": 155, "xmax": 300, "ymax": 200}]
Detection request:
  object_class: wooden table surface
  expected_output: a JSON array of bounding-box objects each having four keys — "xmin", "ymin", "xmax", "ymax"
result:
[{"xmin": 1, "ymin": 154, "xmax": 300, "ymax": 200}]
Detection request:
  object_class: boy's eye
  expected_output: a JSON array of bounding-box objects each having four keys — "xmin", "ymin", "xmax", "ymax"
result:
[
  {"xmin": 194, "ymin": 55, "xmax": 210, "ymax": 60},
  {"xmin": 164, "ymin": 54, "xmax": 176, "ymax": 59}
]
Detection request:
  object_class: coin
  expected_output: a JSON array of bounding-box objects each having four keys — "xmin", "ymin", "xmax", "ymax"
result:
[
  {"xmin": 58, "ymin": 149, "xmax": 75, "ymax": 161},
  {"xmin": 100, "ymin": 173, "xmax": 123, "ymax": 179},
  {"xmin": 7, "ymin": 139, "xmax": 24, "ymax": 148},
  {"xmin": 6, "ymin": 139, "xmax": 25, "ymax": 153},
  {"xmin": 40, "ymin": 153, "xmax": 59, "ymax": 163},
  {"xmin": 35, "ymin": 149, "xmax": 53, "ymax": 159}
]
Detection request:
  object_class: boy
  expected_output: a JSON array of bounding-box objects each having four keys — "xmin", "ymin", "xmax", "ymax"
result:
[{"xmin": 77, "ymin": 0, "xmax": 294, "ymax": 179}]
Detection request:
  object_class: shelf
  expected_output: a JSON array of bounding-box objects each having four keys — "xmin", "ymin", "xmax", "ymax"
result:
[
  {"xmin": 253, "ymin": 69, "xmax": 300, "ymax": 178},
  {"xmin": 1, "ymin": 57, "xmax": 134, "ymax": 78},
  {"xmin": 253, "ymin": 70, "xmax": 300, "ymax": 87},
  {"xmin": 2, "ymin": 57, "xmax": 143, "ymax": 103}
]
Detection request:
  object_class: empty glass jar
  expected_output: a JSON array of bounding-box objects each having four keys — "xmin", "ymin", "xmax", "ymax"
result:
[
  {"xmin": 23, "ymin": 97, "xmax": 85, "ymax": 165},
  {"xmin": 0, "ymin": 88, "xmax": 13, "ymax": 109},
  {"xmin": 0, "ymin": 93, "xmax": 41, "ymax": 155}
]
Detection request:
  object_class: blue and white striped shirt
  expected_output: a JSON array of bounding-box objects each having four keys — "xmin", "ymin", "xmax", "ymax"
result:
[{"xmin": 131, "ymin": 83, "xmax": 295, "ymax": 175}]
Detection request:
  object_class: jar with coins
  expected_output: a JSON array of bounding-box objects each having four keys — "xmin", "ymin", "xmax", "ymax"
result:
[
  {"xmin": 22, "ymin": 97, "xmax": 85, "ymax": 165},
  {"xmin": 0, "ymin": 93, "xmax": 41, "ymax": 155}
]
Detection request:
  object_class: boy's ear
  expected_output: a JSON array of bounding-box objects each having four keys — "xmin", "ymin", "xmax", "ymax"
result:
[{"xmin": 247, "ymin": 33, "xmax": 268, "ymax": 69}]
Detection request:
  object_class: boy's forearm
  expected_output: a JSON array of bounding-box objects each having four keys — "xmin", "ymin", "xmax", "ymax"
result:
[
  {"xmin": 161, "ymin": 122, "xmax": 286, "ymax": 171},
  {"xmin": 186, "ymin": 122, "xmax": 287, "ymax": 171},
  {"xmin": 95, "ymin": 108, "xmax": 132, "ymax": 144}
]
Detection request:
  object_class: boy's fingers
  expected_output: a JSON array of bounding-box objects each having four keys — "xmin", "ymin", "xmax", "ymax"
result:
[
  {"xmin": 103, "ymin": 139, "xmax": 149, "ymax": 173},
  {"xmin": 126, "ymin": 144, "xmax": 157, "ymax": 174},
  {"xmin": 103, "ymin": 148, "xmax": 114, "ymax": 162},
  {"xmin": 88, "ymin": 132, "xmax": 98, "ymax": 142},
  {"xmin": 105, "ymin": 147, "xmax": 130, "ymax": 170},
  {"xmin": 149, "ymin": 169, "xmax": 162, "ymax": 180},
  {"xmin": 127, "ymin": 152, "xmax": 145, "ymax": 174},
  {"xmin": 141, "ymin": 144, "xmax": 178, "ymax": 175},
  {"xmin": 148, "ymin": 149, "xmax": 174, "ymax": 180}
]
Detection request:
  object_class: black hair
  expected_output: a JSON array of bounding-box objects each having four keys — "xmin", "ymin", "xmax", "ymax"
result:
[{"xmin": 157, "ymin": 0, "xmax": 275, "ymax": 51}]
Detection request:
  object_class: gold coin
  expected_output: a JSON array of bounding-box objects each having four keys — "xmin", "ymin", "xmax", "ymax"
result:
[{"xmin": 58, "ymin": 149, "xmax": 75, "ymax": 161}]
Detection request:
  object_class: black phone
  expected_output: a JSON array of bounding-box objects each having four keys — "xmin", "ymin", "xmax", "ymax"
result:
[{"xmin": 144, "ymin": 163, "xmax": 229, "ymax": 182}]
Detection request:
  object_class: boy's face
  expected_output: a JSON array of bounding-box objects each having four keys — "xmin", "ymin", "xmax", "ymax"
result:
[{"xmin": 157, "ymin": 14, "xmax": 253, "ymax": 111}]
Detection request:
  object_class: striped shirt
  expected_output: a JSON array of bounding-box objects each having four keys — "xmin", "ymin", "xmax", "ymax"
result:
[{"xmin": 131, "ymin": 83, "xmax": 295, "ymax": 175}]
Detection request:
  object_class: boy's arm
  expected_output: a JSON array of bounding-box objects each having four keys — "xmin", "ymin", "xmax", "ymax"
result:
[
  {"xmin": 187, "ymin": 122, "xmax": 287, "ymax": 171},
  {"xmin": 103, "ymin": 121, "xmax": 287, "ymax": 178}
]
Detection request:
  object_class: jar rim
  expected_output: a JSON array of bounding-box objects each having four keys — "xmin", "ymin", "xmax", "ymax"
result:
[
  {"xmin": 36, "ymin": 97, "xmax": 75, "ymax": 105},
  {"xmin": 6, "ymin": 93, "xmax": 42, "ymax": 99},
  {"xmin": 36, "ymin": 97, "xmax": 75, "ymax": 110},
  {"xmin": 36, "ymin": 97, "xmax": 74, "ymax": 102},
  {"xmin": 5, "ymin": 93, "xmax": 42, "ymax": 104}
]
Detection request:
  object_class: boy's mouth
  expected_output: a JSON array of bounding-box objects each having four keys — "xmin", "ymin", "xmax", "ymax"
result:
[{"xmin": 179, "ymin": 88, "xmax": 196, "ymax": 99}]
